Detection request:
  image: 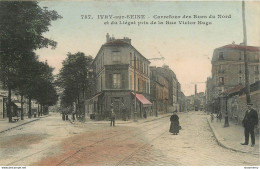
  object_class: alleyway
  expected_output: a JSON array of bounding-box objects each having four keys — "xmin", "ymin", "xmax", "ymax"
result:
[{"xmin": 0, "ymin": 111, "xmax": 259, "ymax": 166}]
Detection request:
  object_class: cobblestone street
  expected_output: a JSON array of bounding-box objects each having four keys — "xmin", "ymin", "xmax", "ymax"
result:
[{"xmin": 0, "ymin": 111, "xmax": 259, "ymax": 166}]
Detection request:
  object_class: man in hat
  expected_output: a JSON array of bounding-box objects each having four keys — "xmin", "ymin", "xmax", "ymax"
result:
[
  {"xmin": 110, "ymin": 106, "xmax": 116, "ymax": 127},
  {"xmin": 241, "ymin": 103, "xmax": 258, "ymax": 147}
]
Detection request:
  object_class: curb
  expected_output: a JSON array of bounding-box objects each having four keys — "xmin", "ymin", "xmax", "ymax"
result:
[
  {"xmin": 0, "ymin": 118, "xmax": 40, "ymax": 134},
  {"xmin": 206, "ymin": 116, "xmax": 258, "ymax": 156},
  {"xmin": 0, "ymin": 115, "xmax": 50, "ymax": 134}
]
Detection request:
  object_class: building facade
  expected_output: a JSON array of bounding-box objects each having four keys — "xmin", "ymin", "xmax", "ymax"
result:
[
  {"xmin": 86, "ymin": 34, "xmax": 152, "ymax": 120},
  {"xmin": 207, "ymin": 43, "xmax": 260, "ymax": 114},
  {"xmin": 150, "ymin": 66, "xmax": 169, "ymax": 116},
  {"xmin": 153, "ymin": 65, "xmax": 179, "ymax": 111}
]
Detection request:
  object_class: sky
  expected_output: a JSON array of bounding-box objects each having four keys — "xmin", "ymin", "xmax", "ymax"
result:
[{"xmin": 36, "ymin": 1, "xmax": 260, "ymax": 96}]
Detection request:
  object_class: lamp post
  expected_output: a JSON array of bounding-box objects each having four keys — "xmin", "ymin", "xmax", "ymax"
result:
[
  {"xmin": 242, "ymin": 1, "xmax": 251, "ymax": 104},
  {"xmin": 221, "ymin": 86, "xmax": 229, "ymax": 127}
]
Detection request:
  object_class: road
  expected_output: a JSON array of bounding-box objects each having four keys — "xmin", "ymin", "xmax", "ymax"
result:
[{"xmin": 0, "ymin": 111, "xmax": 259, "ymax": 166}]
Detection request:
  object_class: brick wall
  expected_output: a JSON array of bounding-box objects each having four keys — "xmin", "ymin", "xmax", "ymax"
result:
[{"xmin": 228, "ymin": 90, "xmax": 260, "ymax": 125}]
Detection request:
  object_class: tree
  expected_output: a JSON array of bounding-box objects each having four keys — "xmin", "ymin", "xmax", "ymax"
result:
[
  {"xmin": 0, "ymin": 1, "xmax": 62, "ymax": 122},
  {"xmin": 34, "ymin": 61, "xmax": 58, "ymax": 115},
  {"xmin": 57, "ymin": 52, "xmax": 93, "ymax": 120}
]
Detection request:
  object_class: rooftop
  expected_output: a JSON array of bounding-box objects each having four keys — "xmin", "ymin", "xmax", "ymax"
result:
[{"xmin": 219, "ymin": 44, "xmax": 259, "ymax": 52}]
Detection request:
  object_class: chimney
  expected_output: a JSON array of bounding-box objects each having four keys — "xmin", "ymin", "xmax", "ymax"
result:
[
  {"xmin": 106, "ymin": 33, "xmax": 110, "ymax": 42},
  {"xmin": 195, "ymin": 84, "xmax": 197, "ymax": 96},
  {"xmin": 122, "ymin": 37, "xmax": 131, "ymax": 44}
]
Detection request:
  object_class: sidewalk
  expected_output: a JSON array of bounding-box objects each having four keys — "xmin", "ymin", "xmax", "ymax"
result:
[
  {"xmin": 0, "ymin": 115, "xmax": 48, "ymax": 134},
  {"xmin": 207, "ymin": 115, "xmax": 259, "ymax": 155}
]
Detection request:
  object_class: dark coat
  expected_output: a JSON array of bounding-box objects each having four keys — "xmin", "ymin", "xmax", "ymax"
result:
[
  {"xmin": 242, "ymin": 109, "xmax": 258, "ymax": 130},
  {"xmin": 169, "ymin": 114, "xmax": 179, "ymax": 133}
]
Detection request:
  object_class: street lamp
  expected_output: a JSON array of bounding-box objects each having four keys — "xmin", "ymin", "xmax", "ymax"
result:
[{"xmin": 221, "ymin": 86, "xmax": 229, "ymax": 127}]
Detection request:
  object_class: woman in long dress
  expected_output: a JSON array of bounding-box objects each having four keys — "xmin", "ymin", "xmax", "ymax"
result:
[{"xmin": 169, "ymin": 111, "xmax": 179, "ymax": 135}]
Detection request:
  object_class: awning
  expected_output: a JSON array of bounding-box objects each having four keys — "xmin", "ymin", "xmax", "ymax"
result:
[
  {"xmin": 14, "ymin": 103, "xmax": 21, "ymax": 108},
  {"xmin": 85, "ymin": 92, "xmax": 103, "ymax": 103},
  {"xmin": 132, "ymin": 92, "xmax": 152, "ymax": 107}
]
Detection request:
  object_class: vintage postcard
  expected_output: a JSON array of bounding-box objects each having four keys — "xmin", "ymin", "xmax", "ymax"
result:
[{"xmin": 0, "ymin": 0, "xmax": 259, "ymax": 168}]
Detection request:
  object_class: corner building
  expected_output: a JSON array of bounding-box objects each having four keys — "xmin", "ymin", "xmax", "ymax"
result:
[{"xmin": 86, "ymin": 34, "xmax": 151, "ymax": 120}]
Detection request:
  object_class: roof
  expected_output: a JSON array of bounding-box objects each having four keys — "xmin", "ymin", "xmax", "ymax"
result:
[
  {"xmin": 219, "ymin": 44, "xmax": 259, "ymax": 52},
  {"xmin": 239, "ymin": 80, "xmax": 260, "ymax": 95},
  {"xmin": 223, "ymin": 85, "xmax": 244, "ymax": 97},
  {"xmin": 104, "ymin": 39, "xmax": 129, "ymax": 45},
  {"xmin": 93, "ymin": 38, "xmax": 151, "ymax": 64}
]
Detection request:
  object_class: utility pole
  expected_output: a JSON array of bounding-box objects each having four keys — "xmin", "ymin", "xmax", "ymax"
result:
[
  {"xmin": 134, "ymin": 53, "xmax": 137, "ymax": 122},
  {"xmin": 242, "ymin": 1, "xmax": 251, "ymax": 104}
]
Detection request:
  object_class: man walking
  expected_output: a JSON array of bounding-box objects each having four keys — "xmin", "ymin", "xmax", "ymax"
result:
[{"xmin": 241, "ymin": 103, "xmax": 258, "ymax": 147}]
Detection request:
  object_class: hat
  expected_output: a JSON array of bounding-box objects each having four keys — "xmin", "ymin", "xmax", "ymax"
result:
[{"xmin": 247, "ymin": 103, "xmax": 253, "ymax": 106}]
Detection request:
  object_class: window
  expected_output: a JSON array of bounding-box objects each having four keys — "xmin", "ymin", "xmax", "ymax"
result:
[
  {"xmin": 219, "ymin": 52, "xmax": 224, "ymax": 60},
  {"xmin": 138, "ymin": 78, "xmax": 140, "ymax": 91},
  {"xmin": 239, "ymin": 76, "xmax": 242, "ymax": 84},
  {"xmin": 113, "ymin": 74, "xmax": 121, "ymax": 89},
  {"xmin": 112, "ymin": 51, "xmax": 120, "ymax": 62},
  {"xmin": 239, "ymin": 52, "xmax": 242, "ymax": 60},
  {"xmin": 218, "ymin": 65, "xmax": 224, "ymax": 73},
  {"xmin": 130, "ymin": 75, "xmax": 132, "ymax": 90},
  {"xmin": 130, "ymin": 53, "xmax": 132, "ymax": 66},
  {"xmin": 255, "ymin": 55, "xmax": 259, "ymax": 62},
  {"xmin": 254, "ymin": 65, "xmax": 259, "ymax": 74},
  {"xmin": 219, "ymin": 77, "xmax": 224, "ymax": 85},
  {"xmin": 239, "ymin": 64, "xmax": 242, "ymax": 73}
]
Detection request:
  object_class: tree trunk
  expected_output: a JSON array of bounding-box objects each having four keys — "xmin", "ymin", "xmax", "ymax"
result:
[
  {"xmin": 40, "ymin": 104, "xmax": 43, "ymax": 116},
  {"xmin": 28, "ymin": 97, "xmax": 32, "ymax": 118},
  {"xmin": 7, "ymin": 87, "xmax": 12, "ymax": 123},
  {"xmin": 38, "ymin": 104, "xmax": 40, "ymax": 117},
  {"xmin": 21, "ymin": 94, "xmax": 24, "ymax": 120},
  {"xmin": 82, "ymin": 88, "xmax": 85, "ymax": 121}
]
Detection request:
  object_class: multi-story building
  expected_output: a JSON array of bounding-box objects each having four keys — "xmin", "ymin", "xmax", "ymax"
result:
[
  {"xmin": 85, "ymin": 34, "xmax": 152, "ymax": 120},
  {"xmin": 207, "ymin": 43, "xmax": 260, "ymax": 113},
  {"xmin": 150, "ymin": 66, "xmax": 169, "ymax": 116},
  {"xmin": 211, "ymin": 44, "xmax": 259, "ymax": 96},
  {"xmin": 153, "ymin": 65, "xmax": 179, "ymax": 111}
]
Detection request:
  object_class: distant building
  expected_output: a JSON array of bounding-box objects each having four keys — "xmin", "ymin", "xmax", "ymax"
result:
[
  {"xmin": 186, "ymin": 84, "xmax": 205, "ymax": 111},
  {"xmin": 150, "ymin": 66, "xmax": 169, "ymax": 116},
  {"xmin": 207, "ymin": 43, "xmax": 260, "ymax": 113},
  {"xmin": 86, "ymin": 34, "xmax": 152, "ymax": 120},
  {"xmin": 150, "ymin": 65, "xmax": 179, "ymax": 112}
]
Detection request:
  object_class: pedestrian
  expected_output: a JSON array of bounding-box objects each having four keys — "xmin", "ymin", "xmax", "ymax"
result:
[
  {"xmin": 72, "ymin": 112, "xmax": 75, "ymax": 122},
  {"xmin": 218, "ymin": 112, "xmax": 222, "ymax": 122},
  {"xmin": 210, "ymin": 112, "xmax": 214, "ymax": 122},
  {"xmin": 169, "ymin": 111, "xmax": 180, "ymax": 135},
  {"xmin": 110, "ymin": 107, "xmax": 116, "ymax": 127},
  {"xmin": 241, "ymin": 103, "xmax": 259, "ymax": 147},
  {"xmin": 143, "ymin": 108, "xmax": 147, "ymax": 118}
]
